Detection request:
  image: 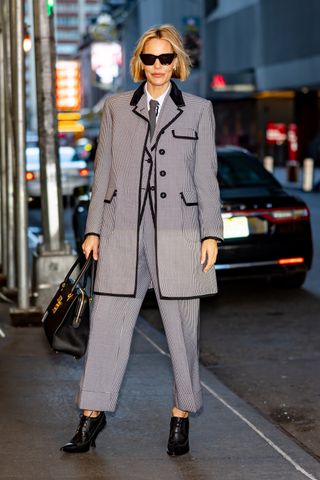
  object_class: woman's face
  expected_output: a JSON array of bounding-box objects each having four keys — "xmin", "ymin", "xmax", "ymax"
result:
[{"xmin": 141, "ymin": 38, "xmax": 177, "ymax": 89}]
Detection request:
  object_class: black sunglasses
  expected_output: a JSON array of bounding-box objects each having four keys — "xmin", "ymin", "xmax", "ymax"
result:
[{"xmin": 140, "ymin": 53, "xmax": 176, "ymax": 66}]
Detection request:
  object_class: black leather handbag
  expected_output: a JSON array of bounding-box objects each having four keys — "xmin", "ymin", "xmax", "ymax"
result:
[{"xmin": 41, "ymin": 253, "xmax": 96, "ymax": 359}]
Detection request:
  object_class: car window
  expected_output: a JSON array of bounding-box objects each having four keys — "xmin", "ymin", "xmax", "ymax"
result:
[
  {"xmin": 217, "ymin": 154, "xmax": 280, "ymax": 188},
  {"xmin": 59, "ymin": 147, "xmax": 80, "ymax": 163},
  {"xmin": 26, "ymin": 148, "xmax": 40, "ymax": 166}
]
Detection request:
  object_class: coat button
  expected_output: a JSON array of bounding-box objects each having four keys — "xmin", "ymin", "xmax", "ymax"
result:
[
  {"xmin": 160, "ymin": 192, "xmax": 167, "ymax": 198},
  {"xmin": 160, "ymin": 170, "xmax": 166, "ymax": 176},
  {"xmin": 150, "ymin": 186, "xmax": 155, "ymax": 191},
  {"xmin": 159, "ymin": 149, "xmax": 165, "ymax": 155}
]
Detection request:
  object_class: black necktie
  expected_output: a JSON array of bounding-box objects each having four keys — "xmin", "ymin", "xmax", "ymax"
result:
[{"xmin": 149, "ymin": 99, "xmax": 159, "ymax": 140}]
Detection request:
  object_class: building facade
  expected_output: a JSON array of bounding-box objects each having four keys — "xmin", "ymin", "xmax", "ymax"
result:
[
  {"xmin": 25, "ymin": 0, "xmax": 104, "ymax": 133},
  {"xmin": 112, "ymin": 0, "xmax": 320, "ymax": 162},
  {"xmin": 55, "ymin": 0, "xmax": 103, "ymax": 57},
  {"xmin": 205, "ymin": 0, "xmax": 320, "ymax": 162}
]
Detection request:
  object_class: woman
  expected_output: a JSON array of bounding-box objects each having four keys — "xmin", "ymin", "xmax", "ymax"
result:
[{"xmin": 61, "ymin": 24, "xmax": 223, "ymax": 456}]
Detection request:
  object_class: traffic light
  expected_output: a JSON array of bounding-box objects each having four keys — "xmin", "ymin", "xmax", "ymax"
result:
[{"xmin": 47, "ymin": 0, "xmax": 54, "ymax": 16}]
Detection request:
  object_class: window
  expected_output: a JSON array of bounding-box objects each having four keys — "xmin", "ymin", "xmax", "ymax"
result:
[
  {"xmin": 217, "ymin": 154, "xmax": 280, "ymax": 188},
  {"xmin": 56, "ymin": 30, "xmax": 80, "ymax": 40},
  {"xmin": 56, "ymin": 16, "xmax": 78, "ymax": 27}
]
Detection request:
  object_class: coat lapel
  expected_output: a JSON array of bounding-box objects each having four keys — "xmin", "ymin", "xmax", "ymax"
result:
[
  {"xmin": 150, "ymin": 93, "xmax": 183, "ymax": 150},
  {"xmin": 132, "ymin": 96, "xmax": 149, "ymax": 124},
  {"xmin": 130, "ymin": 80, "xmax": 185, "ymax": 151}
]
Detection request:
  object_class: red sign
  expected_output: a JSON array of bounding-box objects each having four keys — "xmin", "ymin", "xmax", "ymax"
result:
[
  {"xmin": 266, "ymin": 123, "xmax": 287, "ymax": 145},
  {"xmin": 211, "ymin": 74, "xmax": 226, "ymax": 89}
]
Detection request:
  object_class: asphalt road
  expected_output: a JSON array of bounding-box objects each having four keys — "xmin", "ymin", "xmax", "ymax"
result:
[{"xmin": 28, "ymin": 190, "xmax": 320, "ymax": 460}]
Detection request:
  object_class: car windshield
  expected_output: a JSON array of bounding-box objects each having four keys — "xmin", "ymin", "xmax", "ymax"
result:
[{"xmin": 217, "ymin": 154, "xmax": 280, "ymax": 188}]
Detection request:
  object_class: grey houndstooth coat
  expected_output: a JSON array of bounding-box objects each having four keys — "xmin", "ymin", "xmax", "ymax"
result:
[{"xmin": 84, "ymin": 81, "xmax": 224, "ymax": 299}]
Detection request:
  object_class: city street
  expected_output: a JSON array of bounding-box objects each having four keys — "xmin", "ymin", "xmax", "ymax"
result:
[{"xmin": 1, "ymin": 0, "xmax": 320, "ymax": 477}]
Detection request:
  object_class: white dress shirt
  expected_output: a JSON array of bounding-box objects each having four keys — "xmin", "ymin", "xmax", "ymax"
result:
[{"xmin": 145, "ymin": 83, "xmax": 171, "ymax": 121}]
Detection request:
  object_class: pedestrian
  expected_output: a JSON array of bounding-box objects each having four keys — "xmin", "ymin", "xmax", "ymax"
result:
[{"xmin": 61, "ymin": 24, "xmax": 223, "ymax": 456}]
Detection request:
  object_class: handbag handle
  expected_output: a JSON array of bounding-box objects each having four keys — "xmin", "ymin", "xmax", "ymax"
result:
[{"xmin": 63, "ymin": 253, "xmax": 97, "ymax": 298}]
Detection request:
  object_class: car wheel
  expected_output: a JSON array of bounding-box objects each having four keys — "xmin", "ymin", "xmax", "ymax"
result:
[{"xmin": 271, "ymin": 272, "xmax": 307, "ymax": 289}]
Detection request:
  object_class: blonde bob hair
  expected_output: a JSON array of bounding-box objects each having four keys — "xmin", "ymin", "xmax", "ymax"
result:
[{"xmin": 130, "ymin": 24, "xmax": 191, "ymax": 82}]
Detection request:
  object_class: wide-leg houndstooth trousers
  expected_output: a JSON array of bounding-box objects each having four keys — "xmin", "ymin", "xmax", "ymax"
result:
[{"xmin": 76, "ymin": 196, "xmax": 203, "ymax": 413}]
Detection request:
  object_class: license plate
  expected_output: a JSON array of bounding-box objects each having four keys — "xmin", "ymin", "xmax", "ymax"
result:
[{"xmin": 223, "ymin": 216, "xmax": 250, "ymax": 239}]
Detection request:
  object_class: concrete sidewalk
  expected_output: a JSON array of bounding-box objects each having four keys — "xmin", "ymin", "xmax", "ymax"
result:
[{"xmin": 0, "ymin": 303, "xmax": 319, "ymax": 480}]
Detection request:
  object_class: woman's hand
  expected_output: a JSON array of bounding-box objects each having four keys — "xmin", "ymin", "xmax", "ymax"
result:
[
  {"xmin": 200, "ymin": 239, "xmax": 218, "ymax": 272},
  {"xmin": 82, "ymin": 235, "xmax": 100, "ymax": 261}
]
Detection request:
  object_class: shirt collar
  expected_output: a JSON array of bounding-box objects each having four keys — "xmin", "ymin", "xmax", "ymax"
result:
[{"xmin": 145, "ymin": 83, "xmax": 171, "ymax": 110}]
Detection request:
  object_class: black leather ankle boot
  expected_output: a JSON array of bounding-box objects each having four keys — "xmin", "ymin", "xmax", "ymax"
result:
[
  {"xmin": 60, "ymin": 412, "xmax": 106, "ymax": 453},
  {"xmin": 167, "ymin": 416, "xmax": 189, "ymax": 456}
]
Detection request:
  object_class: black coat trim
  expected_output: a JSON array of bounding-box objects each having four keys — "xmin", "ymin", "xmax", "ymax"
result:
[
  {"xmin": 201, "ymin": 236, "xmax": 223, "ymax": 243},
  {"xmin": 159, "ymin": 292, "xmax": 217, "ymax": 300},
  {"xmin": 169, "ymin": 80, "xmax": 185, "ymax": 107},
  {"xmin": 150, "ymin": 109, "xmax": 184, "ymax": 152},
  {"xmin": 132, "ymin": 105, "xmax": 149, "ymax": 123},
  {"xmin": 180, "ymin": 192, "xmax": 198, "ymax": 206},
  {"xmin": 130, "ymin": 81, "xmax": 146, "ymax": 106},
  {"xmin": 139, "ymin": 163, "xmax": 154, "ymax": 223},
  {"xmin": 131, "ymin": 111, "xmax": 151, "ymax": 297},
  {"xmin": 148, "ymin": 188, "xmax": 156, "ymax": 224},
  {"xmin": 130, "ymin": 80, "xmax": 185, "ymax": 108},
  {"xmin": 94, "ymin": 291, "xmax": 136, "ymax": 297},
  {"xmin": 172, "ymin": 129, "xmax": 198, "ymax": 140},
  {"xmin": 103, "ymin": 190, "xmax": 117, "ymax": 203},
  {"xmin": 94, "ymin": 290, "xmax": 217, "ymax": 299},
  {"xmin": 84, "ymin": 232, "xmax": 100, "ymax": 239}
]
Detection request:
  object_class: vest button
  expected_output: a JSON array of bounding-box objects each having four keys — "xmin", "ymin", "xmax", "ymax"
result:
[
  {"xmin": 150, "ymin": 186, "xmax": 155, "ymax": 191},
  {"xmin": 159, "ymin": 149, "xmax": 165, "ymax": 155},
  {"xmin": 145, "ymin": 158, "xmax": 152, "ymax": 163},
  {"xmin": 160, "ymin": 192, "xmax": 167, "ymax": 198},
  {"xmin": 160, "ymin": 170, "xmax": 166, "ymax": 176}
]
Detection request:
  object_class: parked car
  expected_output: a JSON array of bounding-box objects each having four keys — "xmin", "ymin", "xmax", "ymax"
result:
[
  {"xmin": 26, "ymin": 146, "xmax": 91, "ymax": 199},
  {"xmin": 216, "ymin": 146, "xmax": 313, "ymax": 288},
  {"xmin": 73, "ymin": 147, "xmax": 313, "ymax": 288}
]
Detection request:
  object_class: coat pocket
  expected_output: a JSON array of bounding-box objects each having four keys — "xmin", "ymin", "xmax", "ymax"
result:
[
  {"xmin": 101, "ymin": 188, "xmax": 117, "ymax": 238},
  {"xmin": 180, "ymin": 190, "xmax": 200, "ymax": 244},
  {"xmin": 104, "ymin": 188, "xmax": 117, "ymax": 203},
  {"xmin": 172, "ymin": 129, "xmax": 199, "ymax": 140}
]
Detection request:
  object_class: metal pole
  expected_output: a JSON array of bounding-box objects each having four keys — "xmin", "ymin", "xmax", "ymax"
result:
[
  {"xmin": 12, "ymin": 0, "xmax": 30, "ymax": 309},
  {"xmin": 10, "ymin": 0, "xmax": 17, "ymax": 122},
  {"xmin": 32, "ymin": 0, "xmax": 65, "ymax": 251},
  {"xmin": 31, "ymin": 0, "xmax": 76, "ymax": 311},
  {"xmin": 0, "ymin": 20, "xmax": 7, "ymax": 275},
  {"xmin": 27, "ymin": 0, "xmax": 37, "ymax": 132},
  {"xmin": 2, "ymin": 0, "xmax": 16, "ymax": 291}
]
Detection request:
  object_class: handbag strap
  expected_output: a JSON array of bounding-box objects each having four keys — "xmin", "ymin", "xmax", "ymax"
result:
[
  {"xmin": 88, "ymin": 259, "xmax": 96, "ymax": 300},
  {"xmin": 72, "ymin": 252, "xmax": 95, "ymax": 288},
  {"xmin": 64, "ymin": 254, "xmax": 82, "ymax": 281},
  {"xmin": 64, "ymin": 253, "xmax": 97, "ymax": 299},
  {"xmin": 81, "ymin": 253, "xmax": 97, "ymax": 300}
]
